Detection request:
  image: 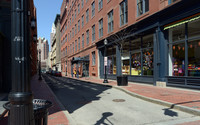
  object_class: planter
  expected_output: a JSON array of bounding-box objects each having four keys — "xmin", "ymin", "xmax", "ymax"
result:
[{"xmin": 117, "ymin": 75, "xmax": 128, "ymax": 86}]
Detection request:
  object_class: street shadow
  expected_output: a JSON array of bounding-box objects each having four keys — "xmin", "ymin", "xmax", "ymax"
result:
[
  {"xmin": 94, "ymin": 112, "xmax": 113, "ymax": 125},
  {"xmin": 162, "ymin": 108, "xmax": 178, "ymax": 117},
  {"xmin": 40, "ymin": 74, "xmax": 112, "ymax": 114}
]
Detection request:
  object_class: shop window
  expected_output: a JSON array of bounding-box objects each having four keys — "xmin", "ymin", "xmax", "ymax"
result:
[
  {"xmin": 121, "ymin": 53, "xmax": 130, "ymax": 75},
  {"xmin": 188, "ymin": 40, "xmax": 200, "ymax": 76},
  {"xmin": 106, "ymin": 46, "xmax": 116, "ymax": 75},
  {"xmin": 172, "ymin": 24, "xmax": 185, "ymax": 42},
  {"xmin": 131, "ymin": 52, "xmax": 141, "ymax": 75},
  {"xmin": 169, "ymin": 43, "xmax": 185, "ymax": 76},
  {"xmin": 92, "ymin": 51, "xmax": 96, "ymax": 65},
  {"xmin": 188, "ymin": 19, "xmax": 200, "ymax": 39}
]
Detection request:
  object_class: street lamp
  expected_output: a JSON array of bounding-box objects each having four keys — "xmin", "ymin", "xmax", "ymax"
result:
[
  {"xmin": 8, "ymin": 0, "xmax": 34, "ymax": 124},
  {"xmin": 30, "ymin": 17, "xmax": 36, "ymax": 30},
  {"xmin": 38, "ymin": 49, "xmax": 42, "ymax": 80},
  {"xmin": 33, "ymin": 34, "xmax": 37, "ymax": 43},
  {"xmin": 103, "ymin": 39, "xmax": 108, "ymax": 83}
]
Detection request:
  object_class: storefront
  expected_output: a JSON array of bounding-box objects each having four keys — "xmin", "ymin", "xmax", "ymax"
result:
[
  {"xmin": 71, "ymin": 55, "xmax": 89, "ymax": 78},
  {"xmin": 164, "ymin": 13, "xmax": 200, "ymax": 88},
  {"xmin": 99, "ymin": 30, "xmax": 156, "ymax": 84}
]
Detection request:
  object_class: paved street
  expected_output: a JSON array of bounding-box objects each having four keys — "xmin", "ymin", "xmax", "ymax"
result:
[{"xmin": 42, "ymin": 74, "xmax": 200, "ymax": 125}]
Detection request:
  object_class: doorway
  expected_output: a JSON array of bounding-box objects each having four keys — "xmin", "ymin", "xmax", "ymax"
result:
[{"xmin": 0, "ymin": 34, "xmax": 3, "ymax": 91}]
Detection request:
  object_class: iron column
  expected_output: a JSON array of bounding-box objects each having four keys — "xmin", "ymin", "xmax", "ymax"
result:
[{"xmin": 9, "ymin": 0, "xmax": 34, "ymax": 124}]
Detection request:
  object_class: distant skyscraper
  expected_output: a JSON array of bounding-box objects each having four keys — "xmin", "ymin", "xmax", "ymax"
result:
[{"xmin": 37, "ymin": 37, "xmax": 49, "ymax": 61}]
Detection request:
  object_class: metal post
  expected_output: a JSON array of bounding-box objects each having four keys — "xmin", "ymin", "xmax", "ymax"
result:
[
  {"xmin": 9, "ymin": 0, "xmax": 34, "ymax": 124},
  {"xmin": 38, "ymin": 50, "xmax": 42, "ymax": 80},
  {"xmin": 103, "ymin": 45, "xmax": 108, "ymax": 83}
]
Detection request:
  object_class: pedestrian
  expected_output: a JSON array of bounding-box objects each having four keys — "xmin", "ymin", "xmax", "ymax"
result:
[{"xmin": 74, "ymin": 70, "xmax": 76, "ymax": 77}]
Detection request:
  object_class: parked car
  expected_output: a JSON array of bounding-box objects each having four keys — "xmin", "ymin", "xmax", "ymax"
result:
[
  {"xmin": 51, "ymin": 70, "xmax": 56, "ymax": 76},
  {"xmin": 55, "ymin": 71, "xmax": 62, "ymax": 77}
]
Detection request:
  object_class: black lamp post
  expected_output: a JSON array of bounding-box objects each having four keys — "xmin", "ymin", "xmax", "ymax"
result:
[
  {"xmin": 38, "ymin": 49, "xmax": 42, "ymax": 80},
  {"xmin": 103, "ymin": 39, "xmax": 108, "ymax": 83},
  {"xmin": 8, "ymin": 0, "xmax": 34, "ymax": 124}
]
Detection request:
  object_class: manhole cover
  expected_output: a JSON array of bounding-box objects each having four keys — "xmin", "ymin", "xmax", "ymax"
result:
[{"xmin": 112, "ymin": 99, "xmax": 125, "ymax": 102}]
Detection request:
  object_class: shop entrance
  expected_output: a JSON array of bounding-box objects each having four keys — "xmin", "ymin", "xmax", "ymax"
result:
[
  {"xmin": 0, "ymin": 34, "xmax": 3, "ymax": 90},
  {"xmin": 82, "ymin": 62, "xmax": 89, "ymax": 77}
]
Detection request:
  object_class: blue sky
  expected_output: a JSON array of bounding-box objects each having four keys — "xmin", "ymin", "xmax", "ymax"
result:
[{"xmin": 34, "ymin": 0, "xmax": 63, "ymax": 50}]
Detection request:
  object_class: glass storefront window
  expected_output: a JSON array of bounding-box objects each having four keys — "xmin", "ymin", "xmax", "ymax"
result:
[
  {"xmin": 121, "ymin": 53, "xmax": 130, "ymax": 75},
  {"xmin": 172, "ymin": 24, "xmax": 185, "ymax": 42},
  {"xmin": 131, "ymin": 52, "xmax": 141, "ymax": 75},
  {"xmin": 188, "ymin": 40, "xmax": 200, "ymax": 76},
  {"xmin": 107, "ymin": 56, "xmax": 113, "ymax": 74},
  {"xmin": 113, "ymin": 56, "xmax": 116, "ymax": 74},
  {"xmin": 169, "ymin": 42, "xmax": 185, "ymax": 76},
  {"xmin": 188, "ymin": 19, "xmax": 200, "ymax": 39},
  {"xmin": 130, "ymin": 38, "xmax": 141, "ymax": 51},
  {"xmin": 143, "ymin": 48, "xmax": 153, "ymax": 76}
]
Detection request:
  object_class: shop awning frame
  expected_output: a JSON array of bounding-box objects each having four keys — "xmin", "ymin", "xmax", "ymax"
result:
[{"xmin": 164, "ymin": 13, "xmax": 200, "ymax": 30}]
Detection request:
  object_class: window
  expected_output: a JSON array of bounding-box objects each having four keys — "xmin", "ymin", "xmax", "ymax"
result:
[
  {"xmin": 73, "ymin": 42, "xmax": 74, "ymax": 54},
  {"xmin": 99, "ymin": 18, "xmax": 103, "ymax": 38},
  {"xmin": 108, "ymin": 10, "xmax": 113, "ymax": 33},
  {"xmin": 70, "ymin": 18, "xmax": 71, "ymax": 26},
  {"xmin": 75, "ymin": 9, "xmax": 77, "ymax": 19},
  {"xmin": 168, "ymin": 0, "xmax": 177, "ymax": 4},
  {"xmin": 82, "ymin": 15, "xmax": 84, "ymax": 27},
  {"xmin": 75, "ymin": 40, "xmax": 77, "ymax": 52},
  {"xmin": 65, "ymin": 47, "xmax": 67, "ymax": 56},
  {"xmin": 92, "ymin": 25, "xmax": 95, "ymax": 41},
  {"xmin": 86, "ymin": 9, "xmax": 89, "ymax": 23},
  {"xmin": 91, "ymin": 1, "xmax": 95, "ymax": 18},
  {"xmin": 78, "ymin": 20, "xmax": 80, "ymax": 32},
  {"xmin": 78, "ymin": 37, "xmax": 80, "ymax": 50},
  {"xmin": 92, "ymin": 51, "xmax": 96, "ymax": 65},
  {"xmin": 75, "ymin": 24, "xmax": 77, "ymax": 34},
  {"xmin": 86, "ymin": 0, "xmax": 88, "ymax": 3},
  {"xmin": 82, "ymin": 34, "xmax": 84, "ymax": 48},
  {"xmin": 72, "ymin": 28, "xmax": 74, "ymax": 37},
  {"xmin": 120, "ymin": 0, "xmax": 128, "ymax": 26},
  {"xmin": 72, "ymin": 14, "xmax": 74, "ymax": 23},
  {"xmin": 78, "ymin": 4, "xmax": 80, "ymax": 14},
  {"xmin": 98, "ymin": 0, "xmax": 103, "ymax": 11},
  {"xmin": 82, "ymin": 0, "xmax": 84, "ymax": 8},
  {"xmin": 137, "ymin": 0, "xmax": 149, "ymax": 16},
  {"xmin": 86, "ymin": 30, "xmax": 89, "ymax": 45}
]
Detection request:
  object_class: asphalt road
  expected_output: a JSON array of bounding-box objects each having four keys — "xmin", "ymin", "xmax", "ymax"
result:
[{"xmin": 43, "ymin": 74, "xmax": 200, "ymax": 125}]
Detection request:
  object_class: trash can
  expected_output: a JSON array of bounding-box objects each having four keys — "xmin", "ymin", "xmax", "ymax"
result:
[
  {"xmin": 3, "ymin": 99, "xmax": 52, "ymax": 125},
  {"xmin": 117, "ymin": 75, "xmax": 128, "ymax": 86}
]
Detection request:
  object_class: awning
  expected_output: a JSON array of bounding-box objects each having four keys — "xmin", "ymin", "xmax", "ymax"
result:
[
  {"xmin": 164, "ymin": 13, "xmax": 200, "ymax": 30},
  {"xmin": 71, "ymin": 57, "xmax": 89, "ymax": 64}
]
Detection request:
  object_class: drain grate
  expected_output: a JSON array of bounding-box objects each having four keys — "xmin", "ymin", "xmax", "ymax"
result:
[{"xmin": 112, "ymin": 99, "xmax": 125, "ymax": 102}]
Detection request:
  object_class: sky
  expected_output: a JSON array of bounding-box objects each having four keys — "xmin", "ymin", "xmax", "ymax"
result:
[{"xmin": 34, "ymin": 0, "xmax": 63, "ymax": 50}]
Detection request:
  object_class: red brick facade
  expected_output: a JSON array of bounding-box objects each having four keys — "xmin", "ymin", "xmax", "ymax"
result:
[{"xmin": 60, "ymin": 0, "xmax": 180, "ymax": 77}]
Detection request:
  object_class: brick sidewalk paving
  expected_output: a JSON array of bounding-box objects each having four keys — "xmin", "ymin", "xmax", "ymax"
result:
[
  {"xmin": 31, "ymin": 75, "xmax": 69, "ymax": 125},
  {"xmin": 67, "ymin": 76, "xmax": 200, "ymax": 112}
]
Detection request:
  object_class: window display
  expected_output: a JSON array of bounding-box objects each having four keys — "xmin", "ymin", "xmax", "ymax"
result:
[
  {"xmin": 169, "ymin": 19, "xmax": 200, "ymax": 77},
  {"xmin": 143, "ymin": 48, "xmax": 153, "ymax": 76},
  {"xmin": 188, "ymin": 40, "xmax": 200, "ymax": 76},
  {"xmin": 131, "ymin": 52, "xmax": 141, "ymax": 75},
  {"xmin": 121, "ymin": 53, "xmax": 130, "ymax": 75}
]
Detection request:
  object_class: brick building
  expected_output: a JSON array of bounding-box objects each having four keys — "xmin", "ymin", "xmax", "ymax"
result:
[{"xmin": 60, "ymin": 0, "xmax": 200, "ymax": 89}]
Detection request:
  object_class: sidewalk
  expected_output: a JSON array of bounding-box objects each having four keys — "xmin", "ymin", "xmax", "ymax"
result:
[
  {"xmin": 66, "ymin": 75, "xmax": 200, "ymax": 116},
  {"xmin": 31, "ymin": 75, "xmax": 69, "ymax": 125}
]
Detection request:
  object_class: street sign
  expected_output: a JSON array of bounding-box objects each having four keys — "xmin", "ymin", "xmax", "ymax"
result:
[{"xmin": 104, "ymin": 57, "xmax": 107, "ymax": 66}]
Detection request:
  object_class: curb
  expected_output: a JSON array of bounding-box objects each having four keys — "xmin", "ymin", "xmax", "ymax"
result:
[
  {"xmin": 65, "ymin": 76, "xmax": 200, "ymax": 116},
  {"xmin": 41, "ymin": 75, "xmax": 77, "ymax": 125}
]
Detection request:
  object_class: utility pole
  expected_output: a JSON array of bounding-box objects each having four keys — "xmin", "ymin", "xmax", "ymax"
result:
[{"xmin": 9, "ymin": 0, "xmax": 34, "ymax": 124}]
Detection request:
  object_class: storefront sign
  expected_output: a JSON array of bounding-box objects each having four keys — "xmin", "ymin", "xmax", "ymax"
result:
[{"xmin": 104, "ymin": 57, "xmax": 107, "ymax": 66}]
